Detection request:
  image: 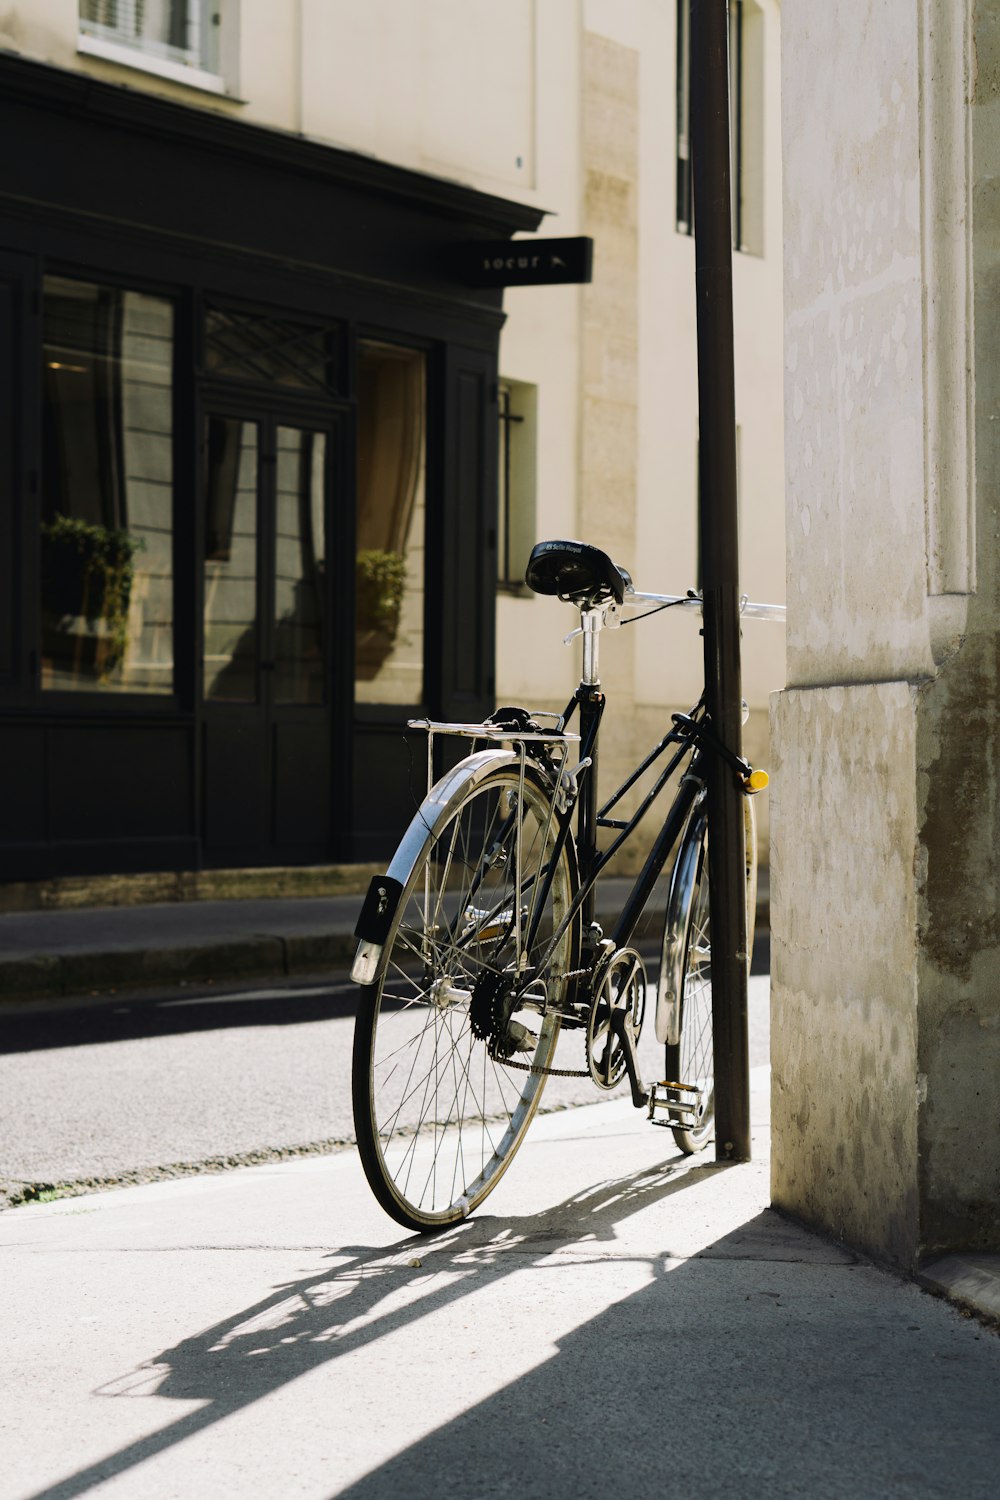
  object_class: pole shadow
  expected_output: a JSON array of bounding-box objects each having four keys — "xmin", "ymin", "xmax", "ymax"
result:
[{"xmin": 330, "ymin": 1220, "xmax": 1000, "ymax": 1500}]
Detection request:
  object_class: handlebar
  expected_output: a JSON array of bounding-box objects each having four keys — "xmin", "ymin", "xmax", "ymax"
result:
[{"xmin": 625, "ymin": 590, "xmax": 786, "ymax": 623}]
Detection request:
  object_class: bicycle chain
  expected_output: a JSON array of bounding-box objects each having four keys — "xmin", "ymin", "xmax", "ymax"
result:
[
  {"xmin": 492, "ymin": 967, "xmax": 595, "ymax": 1077},
  {"xmin": 501, "ymin": 1054, "xmax": 590, "ymax": 1078}
]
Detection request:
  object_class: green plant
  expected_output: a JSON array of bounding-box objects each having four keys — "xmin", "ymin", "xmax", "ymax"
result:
[
  {"xmin": 356, "ymin": 548, "xmax": 406, "ymax": 637},
  {"xmin": 41, "ymin": 514, "xmax": 144, "ymax": 679}
]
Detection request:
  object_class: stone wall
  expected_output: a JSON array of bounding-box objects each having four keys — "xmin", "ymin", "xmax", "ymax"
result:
[{"xmin": 772, "ymin": 0, "xmax": 1000, "ymax": 1266}]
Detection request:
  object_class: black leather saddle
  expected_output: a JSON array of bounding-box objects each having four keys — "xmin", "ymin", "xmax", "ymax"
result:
[{"xmin": 525, "ymin": 539, "xmax": 633, "ymax": 606}]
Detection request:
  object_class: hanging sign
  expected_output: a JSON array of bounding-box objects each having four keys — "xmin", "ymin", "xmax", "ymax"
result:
[{"xmin": 457, "ymin": 236, "xmax": 594, "ymax": 288}]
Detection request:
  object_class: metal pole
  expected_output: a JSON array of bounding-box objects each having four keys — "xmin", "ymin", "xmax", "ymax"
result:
[{"xmin": 690, "ymin": 0, "xmax": 750, "ymax": 1162}]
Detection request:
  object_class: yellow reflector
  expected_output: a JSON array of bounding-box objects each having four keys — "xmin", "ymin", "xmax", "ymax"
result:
[{"xmin": 745, "ymin": 769, "xmax": 769, "ymax": 793}]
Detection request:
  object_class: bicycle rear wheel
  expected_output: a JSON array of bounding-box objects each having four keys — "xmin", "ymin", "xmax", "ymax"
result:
[
  {"xmin": 352, "ymin": 761, "xmax": 577, "ymax": 1230},
  {"xmin": 660, "ymin": 796, "xmax": 757, "ymax": 1154}
]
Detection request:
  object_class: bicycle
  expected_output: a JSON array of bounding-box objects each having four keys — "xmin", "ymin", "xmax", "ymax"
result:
[{"xmin": 350, "ymin": 538, "xmax": 783, "ymax": 1231}]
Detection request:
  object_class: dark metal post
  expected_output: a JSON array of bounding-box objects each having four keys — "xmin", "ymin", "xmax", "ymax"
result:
[{"xmin": 690, "ymin": 0, "xmax": 751, "ymax": 1162}]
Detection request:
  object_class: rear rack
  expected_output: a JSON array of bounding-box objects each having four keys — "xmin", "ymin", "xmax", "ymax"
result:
[
  {"xmin": 406, "ymin": 716, "xmax": 580, "ymax": 745},
  {"xmin": 407, "ymin": 716, "xmax": 581, "ymax": 796}
]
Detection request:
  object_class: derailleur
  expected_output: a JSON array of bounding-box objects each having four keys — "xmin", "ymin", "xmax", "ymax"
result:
[{"xmin": 470, "ymin": 968, "xmax": 535, "ymax": 1061}]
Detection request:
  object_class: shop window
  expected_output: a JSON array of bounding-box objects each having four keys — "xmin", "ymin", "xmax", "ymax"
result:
[
  {"xmin": 354, "ymin": 342, "xmax": 426, "ymax": 706},
  {"xmin": 201, "ymin": 421, "xmax": 327, "ymax": 706},
  {"xmin": 78, "ymin": 1, "xmax": 231, "ymax": 92},
  {"xmin": 274, "ymin": 426, "xmax": 327, "ymax": 705},
  {"xmin": 676, "ymin": 0, "xmax": 764, "ymax": 255},
  {"xmin": 203, "ymin": 306, "xmax": 338, "ymax": 394},
  {"xmin": 498, "ymin": 379, "xmax": 537, "ymax": 590},
  {"xmin": 202, "ymin": 416, "xmax": 257, "ymax": 702},
  {"xmin": 41, "ymin": 275, "xmax": 175, "ymax": 695}
]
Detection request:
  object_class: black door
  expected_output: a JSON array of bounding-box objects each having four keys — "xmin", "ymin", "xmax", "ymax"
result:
[{"xmin": 200, "ymin": 409, "xmax": 338, "ymax": 865}]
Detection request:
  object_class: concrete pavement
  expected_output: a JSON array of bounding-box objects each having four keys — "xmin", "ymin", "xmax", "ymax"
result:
[{"xmin": 3, "ymin": 1069, "xmax": 1000, "ymax": 1499}]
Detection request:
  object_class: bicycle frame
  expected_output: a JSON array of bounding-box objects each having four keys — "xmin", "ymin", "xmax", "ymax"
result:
[
  {"xmin": 521, "ymin": 680, "xmax": 707, "ymax": 991},
  {"xmin": 522, "ymin": 585, "xmax": 772, "ymax": 981},
  {"xmin": 355, "ymin": 589, "xmax": 764, "ymax": 998}
]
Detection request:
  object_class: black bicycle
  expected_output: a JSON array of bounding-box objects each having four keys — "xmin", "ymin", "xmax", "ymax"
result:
[{"xmin": 351, "ymin": 539, "xmax": 781, "ymax": 1231}]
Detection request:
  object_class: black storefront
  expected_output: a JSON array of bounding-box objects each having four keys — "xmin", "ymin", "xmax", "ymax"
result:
[{"xmin": 0, "ymin": 55, "xmax": 542, "ymax": 881}]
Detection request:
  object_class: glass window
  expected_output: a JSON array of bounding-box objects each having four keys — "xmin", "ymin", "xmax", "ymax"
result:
[
  {"xmin": 79, "ymin": 1, "xmax": 220, "ymax": 74},
  {"xmin": 498, "ymin": 379, "xmax": 537, "ymax": 590},
  {"xmin": 676, "ymin": 0, "xmax": 745, "ymax": 248},
  {"xmin": 274, "ymin": 427, "xmax": 327, "ymax": 705},
  {"xmin": 202, "ymin": 416, "xmax": 258, "ymax": 702},
  {"xmin": 355, "ymin": 342, "xmax": 426, "ymax": 706},
  {"xmin": 204, "ymin": 307, "xmax": 337, "ymax": 394},
  {"xmin": 41, "ymin": 276, "xmax": 175, "ymax": 695}
]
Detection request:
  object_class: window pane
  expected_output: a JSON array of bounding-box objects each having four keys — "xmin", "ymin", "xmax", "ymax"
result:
[
  {"xmin": 79, "ymin": 1, "xmax": 218, "ymax": 72},
  {"xmin": 41, "ymin": 276, "xmax": 175, "ymax": 695},
  {"xmin": 676, "ymin": 0, "xmax": 692, "ymax": 233},
  {"xmin": 676, "ymin": 0, "xmax": 743, "ymax": 247},
  {"xmin": 355, "ymin": 342, "xmax": 426, "ymax": 706},
  {"xmin": 498, "ymin": 379, "xmax": 537, "ymax": 588},
  {"xmin": 275, "ymin": 427, "xmax": 327, "ymax": 705},
  {"xmin": 204, "ymin": 307, "xmax": 334, "ymax": 393},
  {"xmin": 203, "ymin": 417, "xmax": 258, "ymax": 702}
]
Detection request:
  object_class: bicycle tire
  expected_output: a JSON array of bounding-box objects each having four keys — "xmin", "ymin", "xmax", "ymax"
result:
[
  {"xmin": 352, "ymin": 760, "xmax": 578, "ymax": 1230},
  {"xmin": 660, "ymin": 795, "xmax": 757, "ymax": 1154}
]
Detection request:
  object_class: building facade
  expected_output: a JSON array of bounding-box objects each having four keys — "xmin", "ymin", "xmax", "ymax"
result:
[{"xmin": 0, "ymin": 0, "xmax": 784, "ymax": 884}]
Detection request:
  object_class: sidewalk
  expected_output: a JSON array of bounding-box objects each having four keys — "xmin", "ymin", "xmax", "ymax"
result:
[
  {"xmin": 2, "ymin": 1070, "xmax": 999, "ymax": 1499},
  {"xmin": 0, "ymin": 876, "xmax": 771, "ymax": 1002}
]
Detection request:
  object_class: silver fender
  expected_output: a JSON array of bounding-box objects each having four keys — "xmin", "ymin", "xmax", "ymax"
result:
[
  {"xmin": 352, "ymin": 749, "xmax": 521, "ymax": 985},
  {"xmin": 654, "ymin": 797, "xmax": 756, "ymax": 1044},
  {"xmin": 385, "ymin": 748, "xmax": 521, "ymax": 884}
]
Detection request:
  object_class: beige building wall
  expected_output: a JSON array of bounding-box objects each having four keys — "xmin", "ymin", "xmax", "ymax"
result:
[
  {"xmin": 10, "ymin": 0, "xmax": 785, "ymax": 860},
  {"xmin": 496, "ymin": 0, "xmax": 786, "ymax": 866}
]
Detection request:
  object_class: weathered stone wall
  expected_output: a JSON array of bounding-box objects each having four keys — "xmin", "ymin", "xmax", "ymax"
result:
[
  {"xmin": 771, "ymin": 683, "xmax": 921, "ymax": 1263},
  {"xmin": 773, "ymin": 0, "xmax": 1000, "ymax": 1265}
]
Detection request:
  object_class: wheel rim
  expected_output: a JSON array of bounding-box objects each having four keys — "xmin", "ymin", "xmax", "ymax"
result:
[{"xmin": 362, "ymin": 771, "xmax": 573, "ymax": 1225}]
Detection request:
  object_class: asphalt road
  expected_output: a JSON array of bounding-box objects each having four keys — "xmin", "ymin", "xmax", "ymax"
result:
[{"xmin": 0, "ymin": 973, "xmax": 771, "ymax": 1207}]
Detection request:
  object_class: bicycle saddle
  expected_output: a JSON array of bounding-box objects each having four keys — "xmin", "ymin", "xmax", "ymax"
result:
[{"xmin": 525, "ymin": 539, "xmax": 633, "ymax": 606}]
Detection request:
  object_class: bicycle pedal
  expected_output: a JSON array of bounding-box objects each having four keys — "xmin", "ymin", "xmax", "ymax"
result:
[{"xmin": 647, "ymin": 1079, "xmax": 704, "ymax": 1129}]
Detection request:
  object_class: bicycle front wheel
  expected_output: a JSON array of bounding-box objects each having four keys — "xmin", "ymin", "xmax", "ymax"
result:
[
  {"xmin": 352, "ymin": 761, "xmax": 577, "ymax": 1231},
  {"xmin": 661, "ymin": 795, "xmax": 757, "ymax": 1155}
]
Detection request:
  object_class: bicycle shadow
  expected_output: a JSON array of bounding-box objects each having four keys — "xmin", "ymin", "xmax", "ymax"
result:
[{"xmin": 28, "ymin": 1147, "xmax": 722, "ymax": 1500}]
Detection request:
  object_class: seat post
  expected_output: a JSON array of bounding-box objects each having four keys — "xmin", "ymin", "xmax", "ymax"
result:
[
  {"xmin": 581, "ymin": 607, "xmax": 603, "ymax": 686},
  {"xmin": 576, "ymin": 606, "xmax": 607, "ymax": 931}
]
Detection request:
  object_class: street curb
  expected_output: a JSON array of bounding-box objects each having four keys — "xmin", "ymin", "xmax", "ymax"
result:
[
  {"xmin": 0, "ymin": 864, "xmax": 385, "ymax": 915},
  {"xmin": 916, "ymin": 1255, "xmax": 1000, "ymax": 1329},
  {"xmin": 0, "ymin": 933, "xmax": 358, "ymax": 1001}
]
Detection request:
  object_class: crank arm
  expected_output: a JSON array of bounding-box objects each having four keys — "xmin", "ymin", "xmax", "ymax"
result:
[{"xmin": 609, "ymin": 1007, "xmax": 649, "ymax": 1110}]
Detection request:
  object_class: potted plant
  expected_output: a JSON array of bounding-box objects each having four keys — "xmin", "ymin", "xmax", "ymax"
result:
[
  {"xmin": 41, "ymin": 514, "xmax": 143, "ymax": 682},
  {"xmin": 355, "ymin": 548, "xmax": 406, "ymax": 679}
]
